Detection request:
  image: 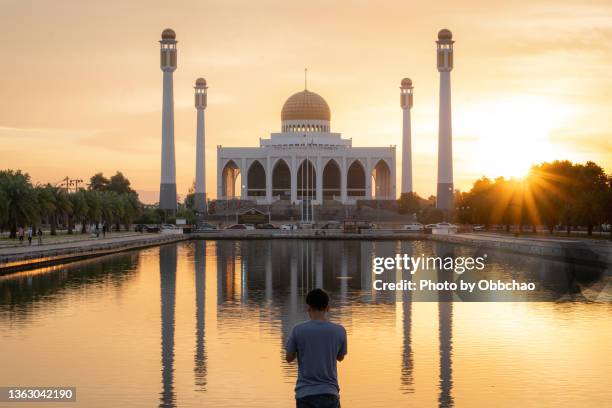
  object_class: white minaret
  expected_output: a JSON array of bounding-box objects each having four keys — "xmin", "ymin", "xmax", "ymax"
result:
[
  {"xmin": 436, "ymin": 28, "xmax": 454, "ymax": 211},
  {"xmin": 400, "ymin": 78, "xmax": 414, "ymax": 195},
  {"xmin": 194, "ymin": 78, "xmax": 208, "ymax": 212},
  {"xmin": 159, "ymin": 28, "xmax": 178, "ymax": 211}
]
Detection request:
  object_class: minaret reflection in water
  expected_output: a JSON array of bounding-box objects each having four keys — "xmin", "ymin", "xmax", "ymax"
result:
[
  {"xmin": 435, "ymin": 242, "xmax": 455, "ymax": 408},
  {"xmin": 400, "ymin": 241, "xmax": 414, "ymax": 393},
  {"xmin": 159, "ymin": 244, "xmax": 177, "ymax": 408},
  {"xmin": 194, "ymin": 240, "xmax": 208, "ymax": 391}
]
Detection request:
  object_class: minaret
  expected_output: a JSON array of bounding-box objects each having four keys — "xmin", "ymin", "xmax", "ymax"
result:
[
  {"xmin": 194, "ymin": 78, "xmax": 208, "ymax": 213},
  {"xmin": 436, "ymin": 28, "xmax": 454, "ymax": 211},
  {"xmin": 159, "ymin": 28, "xmax": 178, "ymax": 211},
  {"xmin": 400, "ymin": 78, "xmax": 414, "ymax": 194}
]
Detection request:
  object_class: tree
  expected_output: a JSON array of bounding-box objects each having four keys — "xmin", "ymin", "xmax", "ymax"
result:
[
  {"xmin": 85, "ymin": 190, "xmax": 102, "ymax": 230},
  {"xmin": 528, "ymin": 161, "xmax": 576, "ymax": 234},
  {"xmin": 68, "ymin": 189, "xmax": 89, "ymax": 234},
  {"xmin": 573, "ymin": 161, "xmax": 608, "ymax": 235},
  {"xmin": 0, "ymin": 188, "xmax": 8, "ymax": 226},
  {"xmin": 108, "ymin": 171, "xmax": 136, "ymax": 196},
  {"xmin": 49, "ymin": 186, "xmax": 72, "ymax": 235},
  {"xmin": 89, "ymin": 173, "xmax": 110, "ymax": 191},
  {"xmin": 397, "ymin": 192, "xmax": 422, "ymax": 216},
  {"xmin": 0, "ymin": 170, "xmax": 38, "ymax": 238}
]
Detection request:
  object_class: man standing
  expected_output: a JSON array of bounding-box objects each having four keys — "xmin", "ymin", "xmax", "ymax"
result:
[{"xmin": 286, "ymin": 288, "xmax": 347, "ymax": 408}]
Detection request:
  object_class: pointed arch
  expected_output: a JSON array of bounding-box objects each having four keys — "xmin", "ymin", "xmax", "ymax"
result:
[
  {"xmin": 221, "ymin": 160, "xmax": 241, "ymax": 198},
  {"xmin": 247, "ymin": 160, "xmax": 266, "ymax": 197},
  {"xmin": 272, "ymin": 159, "xmax": 291, "ymax": 200},
  {"xmin": 297, "ymin": 159, "xmax": 316, "ymax": 199},
  {"xmin": 322, "ymin": 159, "xmax": 341, "ymax": 199},
  {"xmin": 372, "ymin": 159, "xmax": 392, "ymax": 199},
  {"xmin": 347, "ymin": 160, "xmax": 366, "ymax": 197}
]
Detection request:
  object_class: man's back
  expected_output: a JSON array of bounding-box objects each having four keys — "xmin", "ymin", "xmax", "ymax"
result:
[{"xmin": 286, "ymin": 320, "xmax": 347, "ymax": 399}]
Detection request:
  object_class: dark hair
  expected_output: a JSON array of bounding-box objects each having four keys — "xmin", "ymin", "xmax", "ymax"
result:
[{"xmin": 306, "ymin": 288, "xmax": 329, "ymax": 311}]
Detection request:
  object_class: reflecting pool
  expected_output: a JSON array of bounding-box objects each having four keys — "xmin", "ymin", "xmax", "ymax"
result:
[{"xmin": 0, "ymin": 240, "xmax": 610, "ymax": 407}]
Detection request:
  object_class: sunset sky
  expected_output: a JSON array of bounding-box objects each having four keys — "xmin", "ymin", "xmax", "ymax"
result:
[{"xmin": 1, "ymin": 0, "xmax": 611, "ymax": 203}]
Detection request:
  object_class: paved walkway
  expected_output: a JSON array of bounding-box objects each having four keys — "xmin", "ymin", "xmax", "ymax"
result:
[
  {"xmin": 0, "ymin": 232, "xmax": 141, "ymax": 249},
  {"xmin": 431, "ymin": 232, "xmax": 612, "ymax": 265},
  {"xmin": 0, "ymin": 233, "xmax": 187, "ymax": 272}
]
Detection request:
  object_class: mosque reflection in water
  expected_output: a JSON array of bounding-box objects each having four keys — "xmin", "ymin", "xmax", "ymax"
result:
[{"xmin": 157, "ymin": 240, "xmax": 457, "ymax": 408}]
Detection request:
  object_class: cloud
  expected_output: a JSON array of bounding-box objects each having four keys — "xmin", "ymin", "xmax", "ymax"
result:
[{"xmin": 0, "ymin": 126, "xmax": 100, "ymax": 139}]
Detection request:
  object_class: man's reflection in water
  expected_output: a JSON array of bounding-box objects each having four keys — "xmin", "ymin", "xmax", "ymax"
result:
[{"xmin": 159, "ymin": 244, "xmax": 177, "ymax": 408}]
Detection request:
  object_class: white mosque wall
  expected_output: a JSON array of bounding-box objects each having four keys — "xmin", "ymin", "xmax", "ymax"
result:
[{"xmin": 217, "ymin": 144, "xmax": 396, "ymax": 205}]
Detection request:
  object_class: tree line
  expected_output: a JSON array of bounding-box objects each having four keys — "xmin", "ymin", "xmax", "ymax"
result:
[
  {"xmin": 398, "ymin": 160, "xmax": 611, "ymax": 235},
  {"xmin": 0, "ymin": 170, "xmax": 142, "ymax": 238},
  {"xmin": 455, "ymin": 160, "xmax": 612, "ymax": 235}
]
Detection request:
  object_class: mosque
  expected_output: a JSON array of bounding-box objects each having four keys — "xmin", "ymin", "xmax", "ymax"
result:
[
  {"xmin": 216, "ymin": 89, "xmax": 396, "ymax": 206},
  {"xmin": 157, "ymin": 28, "xmax": 455, "ymax": 216}
]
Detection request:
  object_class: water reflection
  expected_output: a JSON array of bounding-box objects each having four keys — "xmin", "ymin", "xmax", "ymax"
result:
[
  {"xmin": 159, "ymin": 245, "xmax": 177, "ymax": 408},
  {"xmin": 435, "ymin": 243, "xmax": 455, "ymax": 408},
  {"xmin": 0, "ymin": 253, "xmax": 139, "ymax": 321},
  {"xmin": 0, "ymin": 240, "xmax": 609, "ymax": 408},
  {"xmin": 194, "ymin": 240, "xmax": 207, "ymax": 391},
  {"xmin": 400, "ymin": 241, "xmax": 414, "ymax": 394}
]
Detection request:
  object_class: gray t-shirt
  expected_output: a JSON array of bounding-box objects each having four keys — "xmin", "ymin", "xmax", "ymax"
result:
[{"xmin": 286, "ymin": 319, "xmax": 347, "ymax": 399}]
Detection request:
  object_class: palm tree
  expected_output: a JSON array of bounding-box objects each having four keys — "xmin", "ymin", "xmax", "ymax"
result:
[
  {"xmin": 69, "ymin": 190, "xmax": 89, "ymax": 234},
  {"xmin": 85, "ymin": 190, "xmax": 102, "ymax": 232},
  {"xmin": 0, "ymin": 170, "xmax": 39, "ymax": 238},
  {"xmin": 35, "ymin": 185, "xmax": 56, "ymax": 234},
  {"xmin": 50, "ymin": 187, "xmax": 72, "ymax": 235}
]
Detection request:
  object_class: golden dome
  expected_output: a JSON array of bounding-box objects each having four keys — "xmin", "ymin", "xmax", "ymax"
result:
[
  {"xmin": 195, "ymin": 78, "xmax": 207, "ymax": 87},
  {"xmin": 281, "ymin": 90, "xmax": 331, "ymax": 121},
  {"xmin": 161, "ymin": 28, "xmax": 176, "ymax": 40},
  {"xmin": 438, "ymin": 28, "xmax": 452, "ymax": 41},
  {"xmin": 401, "ymin": 78, "xmax": 412, "ymax": 88}
]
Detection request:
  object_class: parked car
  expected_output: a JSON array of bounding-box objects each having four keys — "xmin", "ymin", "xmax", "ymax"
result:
[
  {"xmin": 196, "ymin": 222, "xmax": 218, "ymax": 231},
  {"xmin": 244, "ymin": 224, "xmax": 256, "ymax": 230},
  {"xmin": 402, "ymin": 222, "xmax": 424, "ymax": 231},
  {"xmin": 472, "ymin": 224, "xmax": 485, "ymax": 231},
  {"xmin": 256, "ymin": 223, "xmax": 278, "ymax": 229},
  {"xmin": 280, "ymin": 224, "xmax": 295, "ymax": 231},
  {"xmin": 321, "ymin": 221, "xmax": 342, "ymax": 230},
  {"xmin": 435, "ymin": 222, "xmax": 457, "ymax": 228},
  {"xmin": 425, "ymin": 223, "xmax": 437, "ymax": 230},
  {"xmin": 135, "ymin": 224, "xmax": 159, "ymax": 233},
  {"xmin": 161, "ymin": 224, "xmax": 182, "ymax": 235},
  {"xmin": 431, "ymin": 222, "xmax": 458, "ymax": 235},
  {"xmin": 226, "ymin": 224, "xmax": 247, "ymax": 230}
]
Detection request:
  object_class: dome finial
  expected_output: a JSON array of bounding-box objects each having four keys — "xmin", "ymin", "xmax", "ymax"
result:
[
  {"xmin": 401, "ymin": 78, "xmax": 413, "ymax": 88},
  {"xmin": 438, "ymin": 28, "xmax": 452, "ymax": 41},
  {"xmin": 161, "ymin": 28, "xmax": 176, "ymax": 40},
  {"xmin": 304, "ymin": 68, "xmax": 308, "ymax": 91}
]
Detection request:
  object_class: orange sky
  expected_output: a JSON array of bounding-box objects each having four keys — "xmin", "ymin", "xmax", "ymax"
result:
[{"xmin": 1, "ymin": 0, "xmax": 611, "ymax": 203}]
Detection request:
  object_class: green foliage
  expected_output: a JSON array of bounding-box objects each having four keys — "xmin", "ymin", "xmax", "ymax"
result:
[
  {"xmin": 455, "ymin": 160, "xmax": 612, "ymax": 235},
  {"xmin": 397, "ymin": 192, "xmax": 423, "ymax": 215},
  {"xmin": 0, "ymin": 170, "xmax": 143, "ymax": 237},
  {"xmin": 0, "ymin": 170, "xmax": 40, "ymax": 237},
  {"xmin": 88, "ymin": 173, "xmax": 110, "ymax": 191}
]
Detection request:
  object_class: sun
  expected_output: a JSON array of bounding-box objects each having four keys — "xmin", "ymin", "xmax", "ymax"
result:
[{"xmin": 457, "ymin": 96, "xmax": 577, "ymax": 179}]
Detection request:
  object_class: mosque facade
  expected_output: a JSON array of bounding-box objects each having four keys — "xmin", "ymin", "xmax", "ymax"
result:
[{"xmin": 216, "ymin": 89, "xmax": 396, "ymax": 205}]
